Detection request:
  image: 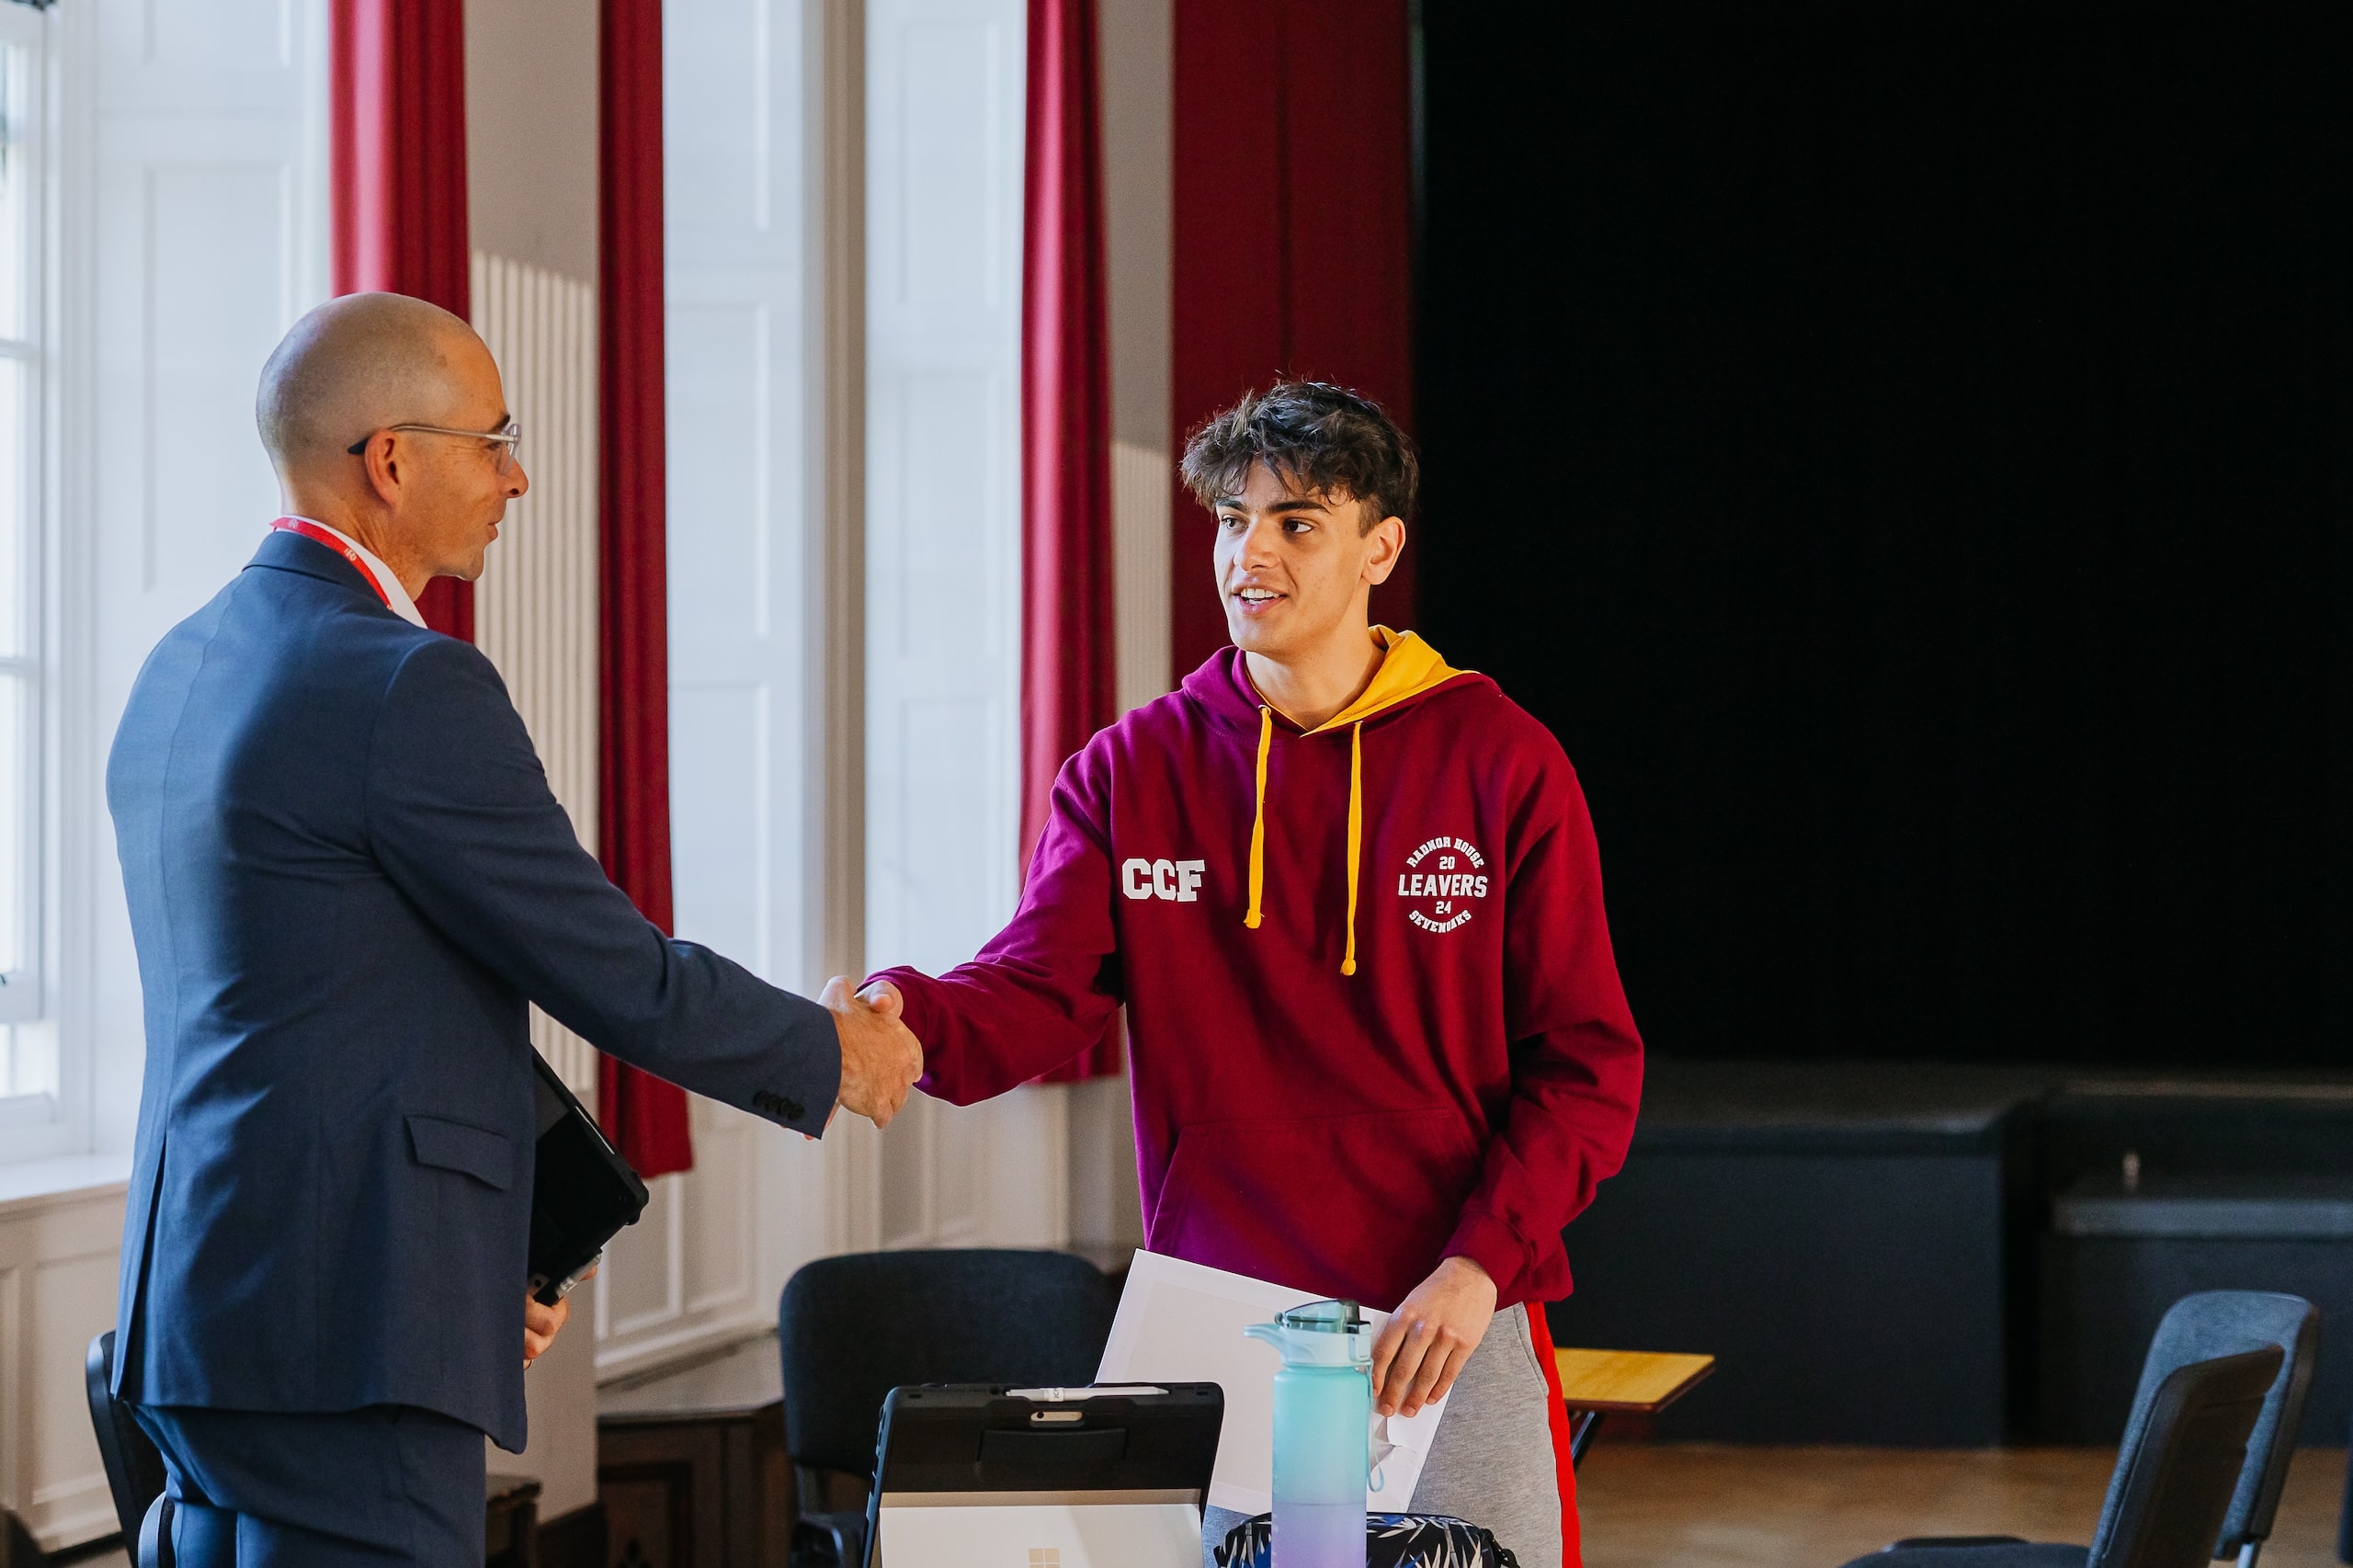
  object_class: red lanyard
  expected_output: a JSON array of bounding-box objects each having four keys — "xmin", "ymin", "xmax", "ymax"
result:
[{"xmin": 271, "ymin": 517, "xmax": 392, "ymax": 608}]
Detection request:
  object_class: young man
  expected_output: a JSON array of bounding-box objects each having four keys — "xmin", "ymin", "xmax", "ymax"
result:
[{"xmin": 858, "ymin": 381, "xmax": 1642, "ymax": 1568}]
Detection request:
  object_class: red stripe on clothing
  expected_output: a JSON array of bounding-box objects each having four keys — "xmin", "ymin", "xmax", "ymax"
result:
[
  {"xmin": 271, "ymin": 518, "xmax": 392, "ymax": 608},
  {"xmin": 1525, "ymin": 1304, "xmax": 1583, "ymax": 1568}
]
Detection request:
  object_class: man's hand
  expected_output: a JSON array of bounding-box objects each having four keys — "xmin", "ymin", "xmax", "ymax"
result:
[
  {"xmin": 523, "ymin": 1265, "xmax": 593, "ymax": 1368},
  {"xmin": 1369, "ymin": 1256, "xmax": 1497, "ymax": 1418},
  {"xmin": 824, "ymin": 976, "xmax": 922, "ymax": 1129}
]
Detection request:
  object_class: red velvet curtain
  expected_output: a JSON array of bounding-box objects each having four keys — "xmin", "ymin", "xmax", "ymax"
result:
[
  {"xmin": 1169, "ymin": 0, "xmax": 1416, "ymax": 676},
  {"xmin": 597, "ymin": 0, "xmax": 695, "ymax": 1176},
  {"xmin": 330, "ymin": 0, "xmax": 475, "ymax": 641},
  {"xmin": 1023, "ymin": 0, "xmax": 1122, "ymax": 1083}
]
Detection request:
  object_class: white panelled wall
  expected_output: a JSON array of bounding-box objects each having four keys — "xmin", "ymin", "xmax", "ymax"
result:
[
  {"xmin": 0, "ymin": 1183, "xmax": 125, "ymax": 1551},
  {"xmin": 462, "ymin": 244, "xmax": 605, "ymax": 1520},
  {"xmin": 471, "ymin": 251, "xmax": 603, "ymax": 1099}
]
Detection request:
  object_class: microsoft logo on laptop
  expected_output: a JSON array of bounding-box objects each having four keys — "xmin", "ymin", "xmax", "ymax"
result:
[{"xmin": 1028, "ymin": 1553, "xmax": 1061, "ymax": 1568}]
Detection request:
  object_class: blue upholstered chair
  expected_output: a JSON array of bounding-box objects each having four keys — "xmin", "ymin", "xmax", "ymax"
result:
[
  {"xmin": 1840, "ymin": 1290, "xmax": 2316, "ymax": 1568},
  {"xmin": 777, "ymin": 1248, "xmax": 1120, "ymax": 1568}
]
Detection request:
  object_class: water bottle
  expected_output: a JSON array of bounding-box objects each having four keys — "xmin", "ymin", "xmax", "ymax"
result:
[{"xmin": 1244, "ymin": 1299, "xmax": 1371, "ymax": 1568}]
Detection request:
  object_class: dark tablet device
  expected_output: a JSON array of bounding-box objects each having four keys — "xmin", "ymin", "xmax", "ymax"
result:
[
  {"xmin": 527, "ymin": 1051, "xmax": 650, "ymax": 1306},
  {"xmin": 863, "ymin": 1382, "xmax": 1222, "ymax": 1568}
]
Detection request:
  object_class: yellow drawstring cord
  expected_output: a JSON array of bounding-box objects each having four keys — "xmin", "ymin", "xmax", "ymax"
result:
[
  {"xmin": 1243, "ymin": 706, "xmax": 1364, "ymax": 976},
  {"xmin": 1245, "ymin": 706, "xmax": 1272, "ymax": 929},
  {"xmin": 1342, "ymin": 722, "xmax": 1363, "ymax": 975}
]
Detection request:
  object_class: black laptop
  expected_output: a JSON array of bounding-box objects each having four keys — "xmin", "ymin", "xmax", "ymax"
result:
[{"xmin": 863, "ymin": 1382, "xmax": 1223, "ymax": 1567}]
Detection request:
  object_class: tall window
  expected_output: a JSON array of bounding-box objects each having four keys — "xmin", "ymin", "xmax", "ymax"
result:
[
  {"xmin": 864, "ymin": 0, "xmax": 1056, "ymax": 1249},
  {"xmin": 0, "ymin": 0, "xmax": 329, "ymax": 1164},
  {"xmin": 0, "ymin": 6, "xmax": 47, "ymax": 1112}
]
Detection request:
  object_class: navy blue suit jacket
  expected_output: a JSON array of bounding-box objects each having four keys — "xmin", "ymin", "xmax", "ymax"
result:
[{"xmin": 106, "ymin": 530, "xmax": 840, "ymax": 1449}]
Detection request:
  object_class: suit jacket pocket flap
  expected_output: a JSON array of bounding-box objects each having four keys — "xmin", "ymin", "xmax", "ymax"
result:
[{"xmin": 406, "ymin": 1114, "xmax": 515, "ymax": 1191}]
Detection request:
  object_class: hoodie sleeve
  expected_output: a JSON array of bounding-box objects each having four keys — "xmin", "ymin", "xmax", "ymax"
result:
[
  {"xmin": 867, "ymin": 741, "xmax": 1125, "ymax": 1103},
  {"xmin": 1443, "ymin": 740, "xmax": 1645, "ymax": 1305}
]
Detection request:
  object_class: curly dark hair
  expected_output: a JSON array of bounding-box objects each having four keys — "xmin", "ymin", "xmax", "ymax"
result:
[{"xmin": 1177, "ymin": 381, "xmax": 1418, "ymax": 533}]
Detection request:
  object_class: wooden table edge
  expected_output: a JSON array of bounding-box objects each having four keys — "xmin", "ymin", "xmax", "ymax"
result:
[{"xmin": 1553, "ymin": 1350, "xmax": 1717, "ymax": 1415}]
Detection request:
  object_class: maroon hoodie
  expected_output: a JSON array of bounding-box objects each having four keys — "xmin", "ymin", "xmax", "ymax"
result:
[{"xmin": 872, "ymin": 631, "xmax": 1643, "ymax": 1312}]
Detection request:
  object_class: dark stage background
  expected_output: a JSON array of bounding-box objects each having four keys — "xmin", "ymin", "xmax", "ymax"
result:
[{"xmin": 1417, "ymin": 6, "xmax": 2353, "ymax": 1067}]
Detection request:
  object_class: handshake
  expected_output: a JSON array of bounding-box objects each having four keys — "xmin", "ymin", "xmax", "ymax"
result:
[{"xmin": 820, "ymin": 977, "xmax": 926, "ymax": 1129}]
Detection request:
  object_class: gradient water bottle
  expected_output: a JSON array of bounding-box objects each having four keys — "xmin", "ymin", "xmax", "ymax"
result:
[{"xmin": 1244, "ymin": 1299, "xmax": 1371, "ymax": 1568}]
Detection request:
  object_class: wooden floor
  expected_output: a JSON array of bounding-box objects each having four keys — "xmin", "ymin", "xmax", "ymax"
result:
[
  {"xmin": 1578, "ymin": 1444, "xmax": 2350, "ymax": 1568},
  {"xmin": 60, "ymin": 1446, "xmax": 2352, "ymax": 1566}
]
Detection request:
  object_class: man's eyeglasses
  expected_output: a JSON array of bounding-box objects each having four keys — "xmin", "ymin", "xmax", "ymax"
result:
[{"xmin": 347, "ymin": 417, "xmax": 524, "ymax": 476}]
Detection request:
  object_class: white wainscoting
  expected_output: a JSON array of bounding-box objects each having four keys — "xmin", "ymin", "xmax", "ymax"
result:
[
  {"xmin": 594, "ymin": 1099, "xmax": 774, "ymax": 1380},
  {"xmin": 0, "ymin": 1181, "xmax": 127, "ymax": 1551},
  {"xmin": 471, "ymin": 249, "xmax": 603, "ymax": 1102}
]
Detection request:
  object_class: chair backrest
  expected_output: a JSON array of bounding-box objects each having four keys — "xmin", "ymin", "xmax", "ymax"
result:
[
  {"xmin": 2086, "ymin": 1290, "xmax": 2319, "ymax": 1561},
  {"xmin": 778, "ymin": 1248, "xmax": 1118, "ymax": 1477},
  {"xmin": 84, "ymin": 1331, "xmax": 167, "ymax": 1540},
  {"xmin": 2088, "ymin": 1345, "xmax": 2283, "ymax": 1568}
]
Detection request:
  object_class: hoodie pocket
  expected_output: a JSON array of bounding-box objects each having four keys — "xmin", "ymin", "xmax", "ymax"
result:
[{"xmin": 1149, "ymin": 1107, "xmax": 1482, "ymax": 1312}]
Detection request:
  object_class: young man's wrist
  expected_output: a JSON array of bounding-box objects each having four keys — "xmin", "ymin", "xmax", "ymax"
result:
[{"xmin": 1441, "ymin": 1214, "xmax": 1522, "ymax": 1300}]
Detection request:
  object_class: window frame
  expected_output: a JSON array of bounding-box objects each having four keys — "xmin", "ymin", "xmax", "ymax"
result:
[{"xmin": 0, "ymin": 0, "xmax": 51, "ymax": 1124}]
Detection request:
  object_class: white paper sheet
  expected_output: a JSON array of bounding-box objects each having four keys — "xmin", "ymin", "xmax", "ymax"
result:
[{"xmin": 1095, "ymin": 1250, "xmax": 1449, "ymax": 1517}]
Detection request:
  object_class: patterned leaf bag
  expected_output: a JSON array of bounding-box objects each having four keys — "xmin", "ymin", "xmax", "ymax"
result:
[{"xmin": 1213, "ymin": 1513, "xmax": 1522, "ymax": 1568}]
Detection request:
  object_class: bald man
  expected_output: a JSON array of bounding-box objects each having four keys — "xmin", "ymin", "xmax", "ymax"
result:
[{"xmin": 104, "ymin": 293, "xmax": 922, "ymax": 1563}]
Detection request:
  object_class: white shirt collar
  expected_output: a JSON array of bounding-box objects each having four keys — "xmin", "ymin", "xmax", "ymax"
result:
[{"xmin": 283, "ymin": 517, "xmax": 427, "ymax": 630}]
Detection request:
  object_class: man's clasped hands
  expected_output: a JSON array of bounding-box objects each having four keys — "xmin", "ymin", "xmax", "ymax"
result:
[{"xmin": 824, "ymin": 976, "xmax": 926, "ymax": 1130}]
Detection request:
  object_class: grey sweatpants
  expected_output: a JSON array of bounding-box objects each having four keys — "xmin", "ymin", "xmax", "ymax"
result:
[{"xmin": 1202, "ymin": 1303, "xmax": 1564, "ymax": 1568}]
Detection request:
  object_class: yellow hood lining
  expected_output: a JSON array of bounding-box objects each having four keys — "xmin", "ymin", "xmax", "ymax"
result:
[{"xmin": 1242, "ymin": 629, "xmax": 1469, "ymax": 974}]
